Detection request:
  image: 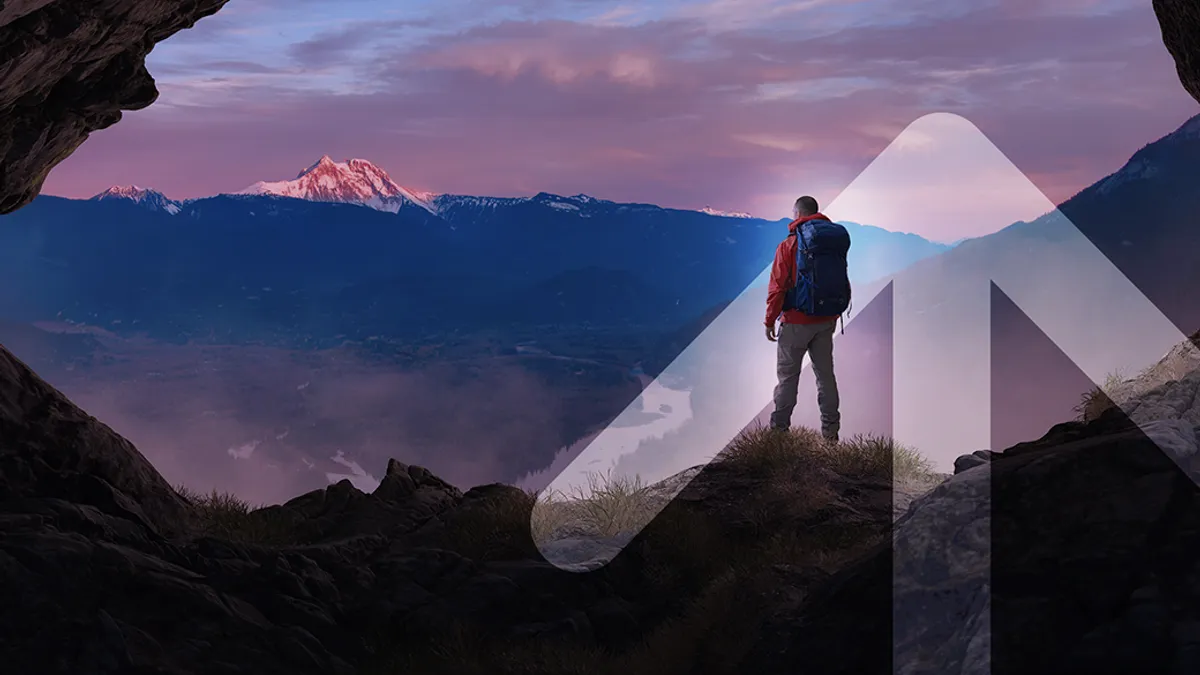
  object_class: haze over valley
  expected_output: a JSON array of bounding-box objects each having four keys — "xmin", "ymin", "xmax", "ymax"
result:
[{"xmin": 6, "ymin": 112, "xmax": 1200, "ymax": 501}]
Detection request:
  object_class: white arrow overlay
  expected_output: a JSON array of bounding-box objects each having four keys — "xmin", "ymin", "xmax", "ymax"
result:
[{"xmin": 531, "ymin": 110, "xmax": 1192, "ymax": 625}]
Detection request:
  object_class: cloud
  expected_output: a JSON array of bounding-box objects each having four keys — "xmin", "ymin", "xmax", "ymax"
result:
[
  {"xmin": 672, "ymin": 0, "xmax": 861, "ymax": 33},
  {"xmin": 154, "ymin": 60, "xmax": 286, "ymax": 76},
  {"xmin": 31, "ymin": 343, "xmax": 586, "ymax": 505},
  {"xmin": 287, "ymin": 19, "xmax": 431, "ymax": 69},
  {"xmin": 327, "ymin": 451, "xmax": 380, "ymax": 492},
  {"xmin": 733, "ymin": 133, "xmax": 811, "ymax": 152},
  {"xmin": 585, "ymin": 5, "xmax": 646, "ymax": 26},
  {"xmin": 382, "ymin": 19, "xmax": 703, "ymax": 90},
  {"xmin": 21, "ymin": 0, "xmax": 1198, "ymax": 501},
  {"xmin": 44, "ymin": 0, "xmax": 1199, "ymax": 224}
]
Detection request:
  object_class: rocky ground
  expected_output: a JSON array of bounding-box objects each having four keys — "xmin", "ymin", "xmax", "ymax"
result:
[
  {"xmin": 1080, "ymin": 330, "xmax": 1200, "ymax": 426},
  {"xmin": 0, "ymin": 337, "xmax": 932, "ymax": 674},
  {"xmin": 6, "ymin": 325, "xmax": 1200, "ymax": 673}
]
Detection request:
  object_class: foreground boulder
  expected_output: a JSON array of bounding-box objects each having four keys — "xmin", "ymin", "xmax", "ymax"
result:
[{"xmin": 0, "ymin": 343, "xmax": 192, "ymax": 536}]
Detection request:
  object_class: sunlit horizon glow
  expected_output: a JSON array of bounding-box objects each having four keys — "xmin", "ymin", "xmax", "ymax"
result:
[{"xmin": 39, "ymin": 0, "xmax": 1200, "ymax": 243}]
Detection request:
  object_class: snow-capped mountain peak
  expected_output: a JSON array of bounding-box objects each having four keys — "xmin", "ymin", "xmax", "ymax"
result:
[
  {"xmin": 699, "ymin": 206, "xmax": 753, "ymax": 219},
  {"xmin": 237, "ymin": 156, "xmax": 438, "ymax": 214},
  {"xmin": 90, "ymin": 185, "xmax": 182, "ymax": 214}
]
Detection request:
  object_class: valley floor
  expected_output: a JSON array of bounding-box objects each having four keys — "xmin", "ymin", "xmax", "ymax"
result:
[{"xmin": 7, "ymin": 325, "xmax": 652, "ymax": 504}]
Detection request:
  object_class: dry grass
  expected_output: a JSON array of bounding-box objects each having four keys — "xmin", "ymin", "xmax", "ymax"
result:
[
  {"xmin": 435, "ymin": 487, "xmax": 545, "ymax": 561},
  {"xmin": 175, "ymin": 485, "xmax": 298, "ymax": 546},
  {"xmin": 514, "ymin": 425, "xmax": 941, "ymax": 552},
  {"xmin": 530, "ymin": 488, "xmax": 576, "ymax": 541},
  {"xmin": 821, "ymin": 433, "xmax": 939, "ymax": 485},
  {"xmin": 1075, "ymin": 369, "xmax": 1133, "ymax": 422},
  {"xmin": 1076, "ymin": 387, "xmax": 1115, "ymax": 422},
  {"xmin": 518, "ymin": 422, "xmax": 938, "ymax": 548},
  {"xmin": 720, "ymin": 424, "xmax": 825, "ymax": 471},
  {"xmin": 178, "ymin": 427, "xmax": 940, "ymax": 674},
  {"xmin": 373, "ymin": 425, "xmax": 938, "ymax": 675},
  {"xmin": 722, "ymin": 424, "xmax": 938, "ymax": 486},
  {"xmin": 564, "ymin": 470, "xmax": 655, "ymax": 537},
  {"xmin": 431, "ymin": 479, "xmax": 659, "ymax": 562}
]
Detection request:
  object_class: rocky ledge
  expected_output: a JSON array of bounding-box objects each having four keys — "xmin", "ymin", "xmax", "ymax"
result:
[
  {"xmin": 0, "ymin": 340, "xmax": 931, "ymax": 674},
  {"xmin": 4, "ymin": 323, "xmax": 1200, "ymax": 673}
]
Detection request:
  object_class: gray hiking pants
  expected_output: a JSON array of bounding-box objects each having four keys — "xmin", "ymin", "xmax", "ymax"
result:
[{"xmin": 770, "ymin": 320, "xmax": 840, "ymax": 440}]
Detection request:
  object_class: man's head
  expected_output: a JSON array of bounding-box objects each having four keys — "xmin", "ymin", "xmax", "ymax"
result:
[{"xmin": 792, "ymin": 195, "xmax": 819, "ymax": 220}]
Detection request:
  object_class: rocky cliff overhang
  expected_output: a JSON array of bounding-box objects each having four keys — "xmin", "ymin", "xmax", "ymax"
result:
[
  {"xmin": 1155, "ymin": 0, "xmax": 1200, "ymax": 106},
  {"xmin": 0, "ymin": 0, "xmax": 231, "ymax": 215}
]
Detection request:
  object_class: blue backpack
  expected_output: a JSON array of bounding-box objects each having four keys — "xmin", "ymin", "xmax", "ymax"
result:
[{"xmin": 783, "ymin": 218, "xmax": 852, "ymax": 318}]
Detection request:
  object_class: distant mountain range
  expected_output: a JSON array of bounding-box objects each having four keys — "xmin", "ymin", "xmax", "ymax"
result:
[
  {"xmin": 90, "ymin": 154, "xmax": 771, "ymax": 223},
  {"xmin": 2, "ymin": 113, "xmax": 1199, "ymax": 494},
  {"xmin": 859, "ymin": 112, "xmax": 1200, "ymax": 332},
  {"xmin": 5, "ymin": 109, "xmax": 1197, "ymax": 360},
  {"xmin": 236, "ymin": 155, "xmax": 441, "ymax": 216},
  {"xmin": 92, "ymin": 185, "xmax": 182, "ymax": 214},
  {"xmin": 0, "ymin": 159, "xmax": 951, "ymax": 345}
]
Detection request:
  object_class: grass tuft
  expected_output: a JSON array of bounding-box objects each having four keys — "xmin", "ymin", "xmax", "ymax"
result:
[
  {"xmin": 565, "ymin": 470, "xmax": 654, "ymax": 538},
  {"xmin": 175, "ymin": 485, "xmax": 297, "ymax": 546},
  {"xmin": 1075, "ymin": 369, "xmax": 1132, "ymax": 422},
  {"xmin": 436, "ymin": 487, "xmax": 544, "ymax": 561},
  {"xmin": 819, "ymin": 433, "xmax": 939, "ymax": 485}
]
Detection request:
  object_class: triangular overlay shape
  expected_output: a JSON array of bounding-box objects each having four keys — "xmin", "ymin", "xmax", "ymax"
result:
[{"xmin": 533, "ymin": 113, "xmax": 1191, "ymax": 578}]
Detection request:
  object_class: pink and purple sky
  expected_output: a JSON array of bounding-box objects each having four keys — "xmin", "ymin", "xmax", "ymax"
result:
[{"xmin": 42, "ymin": 0, "xmax": 1200, "ymax": 241}]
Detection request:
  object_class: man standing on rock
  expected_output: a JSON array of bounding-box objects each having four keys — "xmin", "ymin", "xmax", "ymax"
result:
[{"xmin": 764, "ymin": 195, "xmax": 852, "ymax": 443}]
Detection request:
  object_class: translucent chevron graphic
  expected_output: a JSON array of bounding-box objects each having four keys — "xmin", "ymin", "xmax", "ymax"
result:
[
  {"xmin": 533, "ymin": 114, "xmax": 1192, "ymax": 675},
  {"xmin": 533, "ymin": 110, "xmax": 1188, "ymax": 551}
]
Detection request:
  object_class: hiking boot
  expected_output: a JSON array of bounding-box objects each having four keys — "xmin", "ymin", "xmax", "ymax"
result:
[{"xmin": 822, "ymin": 432, "xmax": 839, "ymax": 445}]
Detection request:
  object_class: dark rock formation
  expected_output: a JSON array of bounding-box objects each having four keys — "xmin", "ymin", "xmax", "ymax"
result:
[
  {"xmin": 0, "ymin": 343, "xmax": 192, "ymax": 536},
  {"xmin": 0, "ymin": 0, "xmax": 231, "ymax": 214},
  {"xmin": 4, "ymin": 318, "xmax": 1200, "ymax": 675},
  {"xmin": 255, "ymin": 458, "xmax": 464, "ymax": 545},
  {"xmin": 0, "ymin": 345, "xmax": 614, "ymax": 674},
  {"xmin": 0, "ymin": 339, "xmax": 911, "ymax": 674},
  {"xmin": 1155, "ymin": 0, "xmax": 1200, "ymax": 106},
  {"xmin": 740, "ymin": 364, "xmax": 1200, "ymax": 675},
  {"xmin": 953, "ymin": 449, "xmax": 997, "ymax": 474}
]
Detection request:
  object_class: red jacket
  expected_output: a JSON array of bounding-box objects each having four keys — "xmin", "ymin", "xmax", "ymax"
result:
[{"xmin": 765, "ymin": 212, "xmax": 847, "ymax": 326}]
